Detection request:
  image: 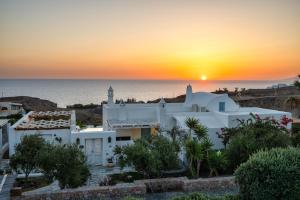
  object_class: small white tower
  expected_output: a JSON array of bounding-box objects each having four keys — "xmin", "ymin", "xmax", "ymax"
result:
[
  {"xmin": 158, "ymin": 97, "xmax": 166, "ymax": 128},
  {"xmin": 184, "ymin": 84, "xmax": 193, "ymax": 104},
  {"xmin": 108, "ymin": 86, "xmax": 114, "ymax": 105}
]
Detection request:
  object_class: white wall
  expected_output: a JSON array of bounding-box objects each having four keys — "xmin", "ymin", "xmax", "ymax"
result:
[
  {"xmin": 71, "ymin": 130, "xmax": 116, "ymax": 165},
  {"xmin": 9, "ymin": 128, "xmax": 71, "ymax": 156}
]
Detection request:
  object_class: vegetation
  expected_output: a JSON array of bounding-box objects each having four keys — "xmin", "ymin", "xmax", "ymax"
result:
[
  {"xmin": 114, "ymin": 135, "xmax": 180, "ymax": 178},
  {"xmin": 10, "ymin": 135, "xmax": 90, "ymax": 189},
  {"xmin": 294, "ymin": 74, "xmax": 300, "ymax": 89},
  {"xmin": 218, "ymin": 113, "xmax": 292, "ymax": 170},
  {"xmin": 14, "ymin": 176, "xmax": 50, "ymax": 192},
  {"xmin": 172, "ymin": 193, "xmax": 239, "ymax": 200},
  {"xmin": 184, "ymin": 118, "xmax": 228, "ymax": 178},
  {"xmin": 6, "ymin": 113, "xmax": 23, "ymax": 124},
  {"xmin": 235, "ymin": 147, "xmax": 300, "ymax": 200},
  {"xmin": 108, "ymin": 172, "xmax": 144, "ymax": 185},
  {"xmin": 38, "ymin": 143, "xmax": 90, "ymax": 189},
  {"xmin": 10, "ymin": 135, "xmax": 46, "ymax": 181}
]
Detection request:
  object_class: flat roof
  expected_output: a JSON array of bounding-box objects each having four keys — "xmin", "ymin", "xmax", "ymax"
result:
[
  {"xmin": 15, "ymin": 111, "xmax": 73, "ymax": 130},
  {"xmin": 172, "ymin": 112, "xmax": 225, "ymax": 129},
  {"xmin": 107, "ymin": 119, "xmax": 159, "ymax": 129}
]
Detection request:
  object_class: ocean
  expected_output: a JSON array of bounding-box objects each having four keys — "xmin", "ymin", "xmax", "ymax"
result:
[{"xmin": 0, "ymin": 79, "xmax": 292, "ymax": 108}]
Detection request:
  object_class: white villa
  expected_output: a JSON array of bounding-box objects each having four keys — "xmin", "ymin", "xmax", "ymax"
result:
[
  {"xmin": 9, "ymin": 85, "xmax": 291, "ymax": 166},
  {"xmin": 103, "ymin": 85, "xmax": 291, "ymax": 149}
]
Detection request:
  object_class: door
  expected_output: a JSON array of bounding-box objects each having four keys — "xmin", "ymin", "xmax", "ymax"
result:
[
  {"xmin": 141, "ymin": 128, "xmax": 151, "ymax": 139},
  {"xmin": 85, "ymin": 138, "xmax": 102, "ymax": 165}
]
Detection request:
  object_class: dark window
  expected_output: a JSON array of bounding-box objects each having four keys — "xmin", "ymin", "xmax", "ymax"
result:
[
  {"xmin": 116, "ymin": 136, "xmax": 131, "ymax": 141},
  {"xmin": 219, "ymin": 102, "xmax": 225, "ymax": 112},
  {"xmin": 108, "ymin": 137, "xmax": 112, "ymax": 143}
]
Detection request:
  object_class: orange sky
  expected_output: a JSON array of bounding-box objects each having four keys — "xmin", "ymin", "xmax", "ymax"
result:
[{"xmin": 0, "ymin": 0, "xmax": 299, "ymax": 80}]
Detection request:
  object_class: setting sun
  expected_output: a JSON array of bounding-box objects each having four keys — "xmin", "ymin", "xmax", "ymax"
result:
[{"xmin": 201, "ymin": 75, "xmax": 207, "ymax": 81}]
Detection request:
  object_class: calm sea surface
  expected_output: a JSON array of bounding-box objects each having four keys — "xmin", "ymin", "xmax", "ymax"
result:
[{"xmin": 0, "ymin": 79, "xmax": 292, "ymax": 107}]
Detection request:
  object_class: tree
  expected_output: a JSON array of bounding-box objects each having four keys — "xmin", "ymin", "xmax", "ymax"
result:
[
  {"xmin": 184, "ymin": 119, "xmax": 212, "ymax": 178},
  {"xmin": 285, "ymin": 96, "xmax": 297, "ymax": 111},
  {"xmin": 294, "ymin": 74, "xmax": 300, "ymax": 89},
  {"xmin": 40, "ymin": 144, "xmax": 90, "ymax": 189},
  {"xmin": 10, "ymin": 135, "xmax": 46, "ymax": 181},
  {"xmin": 185, "ymin": 117, "xmax": 199, "ymax": 137}
]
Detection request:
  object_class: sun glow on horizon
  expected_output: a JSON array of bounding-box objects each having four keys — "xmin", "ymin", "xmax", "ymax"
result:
[{"xmin": 201, "ymin": 75, "xmax": 207, "ymax": 81}]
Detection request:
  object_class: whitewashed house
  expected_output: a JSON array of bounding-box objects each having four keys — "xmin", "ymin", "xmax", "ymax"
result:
[
  {"xmin": 9, "ymin": 111, "xmax": 115, "ymax": 165},
  {"xmin": 103, "ymin": 85, "xmax": 292, "ymax": 149},
  {"xmin": 0, "ymin": 102, "xmax": 24, "ymax": 117}
]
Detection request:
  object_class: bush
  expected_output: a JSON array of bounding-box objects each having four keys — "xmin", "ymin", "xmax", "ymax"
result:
[
  {"xmin": 224, "ymin": 114, "xmax": 292, "ymax": 170},
  {"xmin": 114, "ymin": 135, "xmax": 179, "ymax": 178},
  {"xmin": 292, "ymin": 131, "xmax": 300, "ymax": 147},
  {"xmin": 172, "ymin": 193, "xmax": 239, "ymax": 200},
  {"xmin": 235, "ymin": 147, "xmax": 300, "ymax": 200}
]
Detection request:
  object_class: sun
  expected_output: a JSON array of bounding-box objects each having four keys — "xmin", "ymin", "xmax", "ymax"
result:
[{"xmin": 201, "ymin": 75, "xmax": 207, "ymax": 81}]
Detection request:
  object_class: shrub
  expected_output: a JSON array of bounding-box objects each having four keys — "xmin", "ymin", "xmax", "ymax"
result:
[
  {"xmin": 292, "ymin": 131, "xmax": 300, "ymax": 147},
  {"xmin": 224, "ymin": 114, "xmax": 292, "ymax": 170},
  {"xmin": 114, "ymin": 135, "xmax": 179, "ymax": 178},
  {"xmin": 172, "ymin": 193, "xmax": 239, "ymax": 200},
  {"xmin": 235, "ymin": 147, "xmax": 300, "ymax": 200}
]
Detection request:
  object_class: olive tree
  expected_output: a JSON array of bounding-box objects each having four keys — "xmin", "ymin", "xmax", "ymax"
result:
[{"xmin": 10, "ymin": 135, "xmax": 46, "ymax": 181}]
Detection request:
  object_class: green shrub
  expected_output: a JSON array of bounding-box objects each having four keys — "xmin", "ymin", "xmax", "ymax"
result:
[
  {"xmin": 235, "ymin": 147, "xmax": 300, "ymax": 200},
  {"xmin": 114, "ymin": 135, "xmax": 179, "ymax": 178},
  {"xmin": 172, "ymin": 193, "xmax": 239, "ymax": 200},
  {"xmin": 224, "ymin": 114, "xmax": 292, "ymax": 170},
  {"xmin": 292, "ymin": 131, "xmax": 300, "ymax": 147}
]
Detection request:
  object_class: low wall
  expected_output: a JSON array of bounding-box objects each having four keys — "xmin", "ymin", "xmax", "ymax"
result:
[
  {"xmin": 134, "ymin": 177, "xmax": 188, "ymax": 192},
  {"xmin": 182, "ymin": 176, "xmax": 236, "ymax": 192},
  {"xmin": 16, "ymin": 176, "xmax": 237, "ymax": 200},
  {"xmin": 16, "ymin": 183, "xmax": 146, "ymax": 200}
]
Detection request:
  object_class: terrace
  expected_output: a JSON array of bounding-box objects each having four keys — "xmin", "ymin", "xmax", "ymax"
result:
[{"xmin": 15, "ymin": 111, "xmax": 72, "ymax": 130}]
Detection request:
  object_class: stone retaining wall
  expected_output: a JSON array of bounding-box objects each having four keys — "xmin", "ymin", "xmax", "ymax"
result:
[
  {"xmin": 15, "ymin": 176, "xmax": 237, "ymax": 200},
  {"xmin": 182, "ymin": 176, "xmax": 236, "ymax": 192},
  {"xmin": 15, "ymin": 183, "xmax": 146, "ymax": 200},
  {"xmin": 134, "ymin": 177, "xmax": 188, "ymax": 193}
]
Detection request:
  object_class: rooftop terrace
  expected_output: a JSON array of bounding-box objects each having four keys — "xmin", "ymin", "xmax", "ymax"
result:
[{"xmin": 15, "ymin": 111, "xmax": 72, "ymax": 130}]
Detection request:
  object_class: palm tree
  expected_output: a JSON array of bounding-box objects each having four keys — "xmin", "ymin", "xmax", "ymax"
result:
[
  {"xmin": 194, "ymin": 124, "xmax": 208, "ymax": 140},
  {"xmin": 285, "ymin": 96, "xmax": 297, "ymax": 111},
  {"xmin": 185, "ymin": 117, "xmax": 199, "ymax": 137}
]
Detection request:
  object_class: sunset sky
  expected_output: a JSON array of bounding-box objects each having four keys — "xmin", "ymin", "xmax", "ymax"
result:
[{"xmin": 0, "ymin": 0, "xmax": 299, "ymax": 80}]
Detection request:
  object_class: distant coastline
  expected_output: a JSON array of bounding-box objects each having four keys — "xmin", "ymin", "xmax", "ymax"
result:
[
  {"xmin": 0, "ymin": 79, "xmax": 296, "ymax": 108},
  {"xmin": 1, "ymin": 85, "xmax": 299, "ymax": 126}
]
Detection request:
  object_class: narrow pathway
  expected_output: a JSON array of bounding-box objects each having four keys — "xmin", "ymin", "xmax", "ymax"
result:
[{"xmin": 0, "ymin": 175, "xmax": 16, "ymax": 200}]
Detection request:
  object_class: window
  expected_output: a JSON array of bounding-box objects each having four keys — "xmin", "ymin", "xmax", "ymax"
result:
[
  {"xmin": 116, "ymin": 136, "xmax": 131, "ymax": 141},
  {"xmin": 219, "ymin": 102, "xmax": 225, "ymax": 112},
  {"xmin": 108, "ymin": 137, "xmax": 112, "ymax": 143}
]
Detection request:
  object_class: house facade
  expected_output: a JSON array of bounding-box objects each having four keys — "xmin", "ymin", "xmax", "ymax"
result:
[
  {"xmin": 103, "ymin": 85, "xmax": 292, "ymax": 149},
  {"xmin": 9, "ymin": 85, "xmax": 292, "ymax": 166}
]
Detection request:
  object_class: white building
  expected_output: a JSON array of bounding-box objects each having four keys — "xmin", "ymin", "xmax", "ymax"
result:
[
  {"xmin": 0, "ymin": 119, "xmax": 9, "ymax": 160},
  {"xmin": 0, "ymin": 102, "xmax": 24, "ymax": 117},
  {"xmin": 9, "ymin": 111, "xmax": 115, "ymax": 166},
  {"xmin": 9, "ymin": 85, "xmax": 292, "ymax": 166},
  {"xmin": 103, "ymin": 85, "xmax": 292, "ymax": 149}
]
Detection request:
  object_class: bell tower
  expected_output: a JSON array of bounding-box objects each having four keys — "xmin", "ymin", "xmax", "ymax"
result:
[
  {"xmin": 108, "ymin": 86, "xmax": 114, "ymax": 105},
  {"xmin": 184, "ymin": 84, "xmax": 193, "ymax": 104}
]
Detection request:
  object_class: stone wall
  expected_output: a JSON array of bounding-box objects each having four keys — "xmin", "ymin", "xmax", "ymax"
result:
[
  {"xmin": 15, "ymin": 183, "xmax": 146, "ymax": 200},
  {"xmin": 15, "ymin": 176, "xmax": 237, "ymax": 200},
  {"xmin": 182, "ymin": 176, "xmax": 236, "ymax": 192},
  {"xmin": 134, "ymin": 177, "xmax": 188, "ymax": 193}
]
